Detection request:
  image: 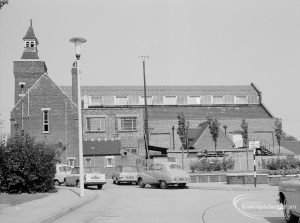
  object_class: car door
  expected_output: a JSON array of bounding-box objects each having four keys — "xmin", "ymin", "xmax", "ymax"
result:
[
  {"xmin": 154, "ymin": 164, "xmax": 165, "ymax": 182},
  {"xmin": 143, "ymin": 164, "xmax": 158, "ymax": 184}
]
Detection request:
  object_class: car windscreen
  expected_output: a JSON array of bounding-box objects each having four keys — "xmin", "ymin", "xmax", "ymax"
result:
[
  {"xmin": 122, "ymin": 167, "xmax": 137, "ymax": 172},
  {"xmin": 168, "ymin": 164, "xmax": 182, "ymax": 170}
]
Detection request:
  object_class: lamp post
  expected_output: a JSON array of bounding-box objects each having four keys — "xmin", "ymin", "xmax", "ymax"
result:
[{"xmin": 69, "ymin": 37, "xmax": 86, "ymax": 197}]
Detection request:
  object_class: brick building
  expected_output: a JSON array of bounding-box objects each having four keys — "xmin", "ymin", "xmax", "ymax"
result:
[{"xmin": 10, "ymin": 22, "xmax": 293, "ymax": 172}]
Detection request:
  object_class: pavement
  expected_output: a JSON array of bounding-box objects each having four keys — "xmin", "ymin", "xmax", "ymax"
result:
[{"xmin": 0, "ymin": 182, "xmax": 278, "ymax": 223}]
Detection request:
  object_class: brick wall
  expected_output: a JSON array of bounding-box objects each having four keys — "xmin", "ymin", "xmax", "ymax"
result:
[{"xmin": 11, "ymin": 74, "xmax": 79, "ymax": 165}]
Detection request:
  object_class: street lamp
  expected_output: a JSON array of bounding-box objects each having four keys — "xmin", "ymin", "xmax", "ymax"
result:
[{"xmin": 69, "ymin": 37, "xmax": 86, "ymax": 197}]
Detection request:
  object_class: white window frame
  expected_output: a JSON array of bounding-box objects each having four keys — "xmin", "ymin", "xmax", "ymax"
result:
[
  {"xmin": 41, "ymin": 108, "xmax": 50, "ymax": 133},
  {"xmin": 67, "ymin": 157, "xmax": 76, "ymax": 168},
  {"xmin": 89, "ymin": 96, "xmax": 103, "ymax": 106},
  {"xmin": 187, "ymin": 96, "xmax": 200, "ymax": 105},
  {"xmin": 86, "ymin": 116, "xmax": 106, "ymax": 132},
  {"xmin": 105, "ymin": 156, "xmax": 114, "ymax": 167},
  {"xmin": 235, "ymin": 96, "xmax": 248, "ymax": 104},
  {"xmin": 213, "ymin": 96, "xmax": 224, "ymax": 104},
  {"xmin": 115, "ymin": 96, "xmax": 128, "ymax": 106},
  {"xmin": 117, "ymin": 116, "xmax": 137, "ymax": 132},
  {"xmin": 164, "ymin": 96, "xmax": 177, "ymax": 105},
  {"xmin": 139, "ymin": 96, "xmax": 153, "ymax": 105},
  {"xmin": 85, "ymin": 157, "xmax": 92, "ymax": 166}
]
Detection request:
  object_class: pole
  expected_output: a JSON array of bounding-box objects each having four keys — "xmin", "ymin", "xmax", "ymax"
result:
[
  {"xmin": 253, "ymin": 148, "xmax": 256, "ymax": 187},
  {"xmin": 77, "ymin": 59, "xmax": 84, "ymax": 197},
  {"xmin": 140, "ymin": 56, "xmax": 150, "ymax": 162}
]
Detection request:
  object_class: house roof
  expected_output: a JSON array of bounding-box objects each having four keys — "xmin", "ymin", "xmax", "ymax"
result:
[
  {"xmin": 83, "ymin": 140, "xmax": 122, "ymax": 156},
  {"xmin": 148, "ymin": 105, "xmax": 273, "ymax": 120},
  {"xmin": 60, "ymin": 85, "xmax": 258, "ymax": 97},
  {"xmin": 281, "ymin": 141, "xmax": 300, "ymax": 155}
]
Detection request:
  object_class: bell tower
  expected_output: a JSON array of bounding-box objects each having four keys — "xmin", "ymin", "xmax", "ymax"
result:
[{"xmin": 13, "ymin": 20, "xmax": 47, "ymax": 104}]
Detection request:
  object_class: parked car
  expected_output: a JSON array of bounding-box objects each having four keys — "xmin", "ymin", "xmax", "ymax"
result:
[
  {"xmin": 137, "ymin": 162, "xmax": 190, "ymax": 189},
  {"xmin": 53, "ymin": 164, "xmax": 73, "ymax": 186},
  {"xmin": 278, "ymin": 178, "xmax": 300, "ymax": 223},
  {"xmin": 65, "ymin": 166, "xmax": 106, "ymax": 189},
  {"xmin": 112, "ymin": 166, "xmax": 138, "ymax": 185}
]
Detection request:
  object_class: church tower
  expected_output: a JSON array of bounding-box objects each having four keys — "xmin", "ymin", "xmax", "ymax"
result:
[{"xmin": 13, "ymin": 20, "xmax": 47, "ymax": 104}]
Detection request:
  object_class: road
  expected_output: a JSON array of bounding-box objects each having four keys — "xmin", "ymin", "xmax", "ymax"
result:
[{"xmin": 54, "ymin": 183, "xmax": 285, "ymax": 223}]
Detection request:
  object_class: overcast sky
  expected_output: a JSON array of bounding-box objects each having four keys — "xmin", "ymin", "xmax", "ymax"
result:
[{"xmin": 0, "ymin": 0, "xmax": 300, "ymax": 139}]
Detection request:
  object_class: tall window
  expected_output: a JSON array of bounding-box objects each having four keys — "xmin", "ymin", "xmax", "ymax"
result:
[
  {"xmin": 105, "ymin": 156, "xmax": 114, "ymax": 167},
  {"xmin": 85, "ymin": 157, "xmax": 92, "ymax": 166},
  {"xmin": 117, "ymin": 117, "xmax": 137, "ymax": 131},
  {"xmin": 86, "ymin": 117, "xmax": 105, "ymax": 132},
  {"xmin": 42, "ymin": 108, "xmax": 50, "ymax": 133},
  {"xmin": 67, "ymin": 158, "xmax": 75, "ymax": 167}
]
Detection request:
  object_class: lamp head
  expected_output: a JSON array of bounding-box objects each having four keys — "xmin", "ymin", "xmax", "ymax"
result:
[{"xmin": 69, "ymin": 37, "xmax": 87, "ymax": 59}]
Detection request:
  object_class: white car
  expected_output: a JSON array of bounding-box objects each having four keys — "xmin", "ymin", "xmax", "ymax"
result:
[
  {"xmin": 112, "ymin": 166, "xmax": 138, "ymax": 185},
  {"xmin": 65, "ymin": 166, "xmax": 106, "ymax": 189},
  {"xmin": 53, "ymin": 164, "xmax": 73, "ymax": 186}
]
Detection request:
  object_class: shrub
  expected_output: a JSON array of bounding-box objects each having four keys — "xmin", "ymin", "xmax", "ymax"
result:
[
  {"xmin": 258, "ymin": 169, "xmax": 300, "ymax": 175},
  {"xmin": 189, "ymin": 157, "xmax": 235, "ymax": 172},
  {"xmin": 0, "ymin": 134, "xmax": 58, "ymax": 193},
  {"xmin": 264, "ymin": 158, "xmax": 300, "ymax": 170}
]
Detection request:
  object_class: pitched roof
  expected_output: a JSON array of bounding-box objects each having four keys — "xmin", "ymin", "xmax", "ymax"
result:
[
  {"xmin": 148, "ymin": 105, "xmax": 273, "ymax": 120},
  {"xmin": 281, "ymin": 141, "xmax": 300, "ymax": 155},
  {"xmin": 23, "ymin": 22, "xmax": 38, "ymax": 41},
  {"xmin": 60, "ymin": 85, "xmax": 258, "ymax": 97},
  {"xmin": 83, "ymin": 140, "xmax": 121, "ymax": 156}
]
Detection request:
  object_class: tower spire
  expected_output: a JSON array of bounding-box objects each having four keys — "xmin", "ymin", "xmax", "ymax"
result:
[{"xmin": 21, "ymin": 20, "xmax": 39, "ymax": 59}]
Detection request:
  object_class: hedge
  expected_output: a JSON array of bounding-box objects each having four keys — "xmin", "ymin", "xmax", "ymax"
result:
[
  {"xmin": 190, "ymin": 157, "xmax": 235, "ymax": 172},
  {"xmin": 0, "ymin": 134, "xmax": 59, "ymax": 193}
]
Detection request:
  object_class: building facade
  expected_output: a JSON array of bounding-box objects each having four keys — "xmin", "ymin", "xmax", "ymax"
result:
[{"xmin": 11, "ymin": 22, "xmax": 291, "ymax": 172}]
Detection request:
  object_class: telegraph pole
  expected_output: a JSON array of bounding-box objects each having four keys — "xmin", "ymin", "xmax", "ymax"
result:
[{"xmin": 139, "ymin": 56, "xmax": 150, "ymax": 164}]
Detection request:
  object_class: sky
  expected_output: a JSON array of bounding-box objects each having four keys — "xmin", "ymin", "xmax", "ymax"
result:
[{"xmin": 0, "ymin": 0, "xmax": 300, "ymax": 139}]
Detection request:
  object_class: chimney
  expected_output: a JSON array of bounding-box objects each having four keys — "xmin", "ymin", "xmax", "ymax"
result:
[{"xmin": 71, "ymin": 61, "xmax": 78, "ymax": 105}]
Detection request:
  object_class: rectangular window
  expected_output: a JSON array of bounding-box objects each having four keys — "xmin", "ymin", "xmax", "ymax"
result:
[
  {"xmin": 67, "ymin": 158, "xmax": 76, "ymax": 168},
  {"xmin": 26, "ymin": 41, "xmax": 30, "ymax": 47},
  {"xmin": 85, "ymin": 157, "xmax": 92, "ymax": 166},
  {"xmin": 188, "ymin": 96, "xmax": 200, "ymax": 105},
  {"xmin": 139, "ymin": 96, "xmax": 153, "ymax": 105},
  {"xmin": 89, "ymin": 96, "xmax": 103, "ymax": 106},
  {"xmin": 236, "ymin": 96, "xmax": 247, "ymax": 104},
  {"xmin": 213, "ymin": 96, "xmax": 224, "ymax": 104},
  {"xmin": 30, "ymin": 42, "xmax": 35, "ymax": 47},
  {"xmin": 164, "ymin": 96, "xmax": 177, "ymax": 105},
  {"xmin": 105, "ymin": 156, "xmax": 114, "ymax": 167},
  {"xmin": 86, "ymin": 117, "xmax": 105, "ymax": 132},
  {"xmin": 42, "ymin": 108, "xmax": 50, "ymax": 133},
  {"xmin": 117, "ymin": 117, "xmax": 137, "ymax": 131},
  {"xmin": 115, "ymin": 96, "xmax": 128, "ymax": 106}
]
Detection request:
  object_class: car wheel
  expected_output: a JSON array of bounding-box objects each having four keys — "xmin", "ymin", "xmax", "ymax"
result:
[
  {"xmin": 76, "ymin": 180, "xmax": 80, "ymax": 188},
  {"xmin": 53, "ymin": 180, "xmax": 60, "ymax": 186},
  {"xmin": 116, "ymin": 178, "xmax": 120, "ymax": 185},
  {"xmin": 178, "ymin": 183, "xmax": 186, "ymax": 189},
  {"xmin": 112, "ymin": 177, "xmax": 116, "ymax": 184},
  {"xmin": 97, "ymin": 184, "xmax": 103, "ymax": 190},
  {"xmin": 160, "ymin": 180, "xmax": 168, "ymax": 189},
  {"xmin": 138, "ymin": 178, "xmax": 145, "ymax": 188},
  {"xmin": 283, "ymin": 198, "xmax": 299, "ymax": 223}
]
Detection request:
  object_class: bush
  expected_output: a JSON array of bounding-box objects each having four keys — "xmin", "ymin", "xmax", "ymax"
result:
[
  {"xmin": 189, "ymin": 157, "xmax": 235, "ymax": 172},
  {"xmin": 0, "ymin": 134, "xmax": 58, "ymax": 193},
  {"xmin": 264, "ymin": 158, "xmax": 300, "ymax": 170}
]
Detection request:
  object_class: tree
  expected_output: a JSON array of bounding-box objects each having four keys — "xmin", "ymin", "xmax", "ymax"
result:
[
  {"xmin": 240, "ymin": 119, "xmax": 249, "ymax": 170},
  {"xmin": 282, "ymin": 131, "xmax": 298, "ymax": 141},
  {"xmin": 274, "ymin": 118, "xmax": 283, "ymax": 157},
  {"xmin": 207, "ymin": 115, "xmax": 220, "ymax": 158},
  {"xmin": 177, "ymin": 113, "xmax": 189, "ymax": 168}
]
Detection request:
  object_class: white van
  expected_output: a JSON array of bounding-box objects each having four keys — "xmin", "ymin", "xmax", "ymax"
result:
[{"xmin": 53, "ymin": 164, "xmax": 73, "ymax": 186}]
